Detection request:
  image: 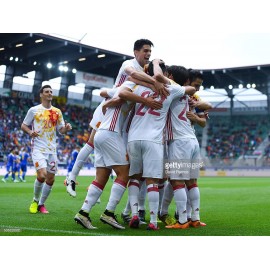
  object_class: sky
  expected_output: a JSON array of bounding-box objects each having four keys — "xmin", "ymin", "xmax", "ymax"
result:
[{"xmin": 2, "ymin": 0, "xmax": 270, "ymax": 70}]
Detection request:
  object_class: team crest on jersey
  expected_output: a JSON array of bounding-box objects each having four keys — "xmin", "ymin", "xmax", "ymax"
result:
[
  {"xmin": 48, "ymin": 109, "xmax": 59, "ymax": 126},
  {"xmin": 35, "ymin": 162, "xmax": 39, "ymax": 167}
]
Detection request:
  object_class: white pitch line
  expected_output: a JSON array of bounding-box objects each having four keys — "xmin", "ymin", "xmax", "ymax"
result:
[{"xmin": 0, "ymin": 225, "xmax": 122, "ymax": 236}]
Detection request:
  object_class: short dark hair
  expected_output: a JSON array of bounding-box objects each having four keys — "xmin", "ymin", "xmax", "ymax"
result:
[
  {"xmin": 188, "ymin": 69, "xmax": 203, "ymax": 83},
  {"xmin": 133, "ymin": 39, "xmax": 154, "ymax": 51},
  {"xmin": 148, "ymin": 61, "xmax": 167, "ymax": 76},
  {"xmin": 167, "ymin": 65, "xmax": 189, "ymax": 86},
  {"xmin": 39, "ymin": 85, "xmax": 52, "ymax": 94}
]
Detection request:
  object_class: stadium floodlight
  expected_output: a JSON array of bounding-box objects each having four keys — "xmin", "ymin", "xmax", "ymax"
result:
[
  {"xmin": 247, "ymin": 84, "xmax": 251, "ymax": 88},
  {"xmin": 15, "ymin": 57, "xmax": 19, "ymax": 62},
  {"xmin": 210, "ymin": 86, "xmax": 214, "ymax": 90},
  {"xmin": 47, "ymin": 63, "xmax": 52, "ymax": 69},
  {"xmin": 59, "ymin": 65, "xmax": 64, "ymax": 71},
  {"xmin": 228, "ymin": 85, "xmax": 233, "ymax": 89},
  {"xmin": 16, "ymin": 43, "xmax": 23, "ymax": 47},
  {"xmin": 252, "ymin": 83, "xmax": 256, "ymax": 88},
  {"xmin": 79, "ymin": 58, "xmax": 86, "ymax": 62},
  {"xmin": 239, "ymin": 84, "xmax": 243, "ymax": 89},
  {"xmin": 200, "ymin": 86, "xmax": 204, "ymax": 90},
  {"xmin": 63, "ymin": 66, "xmax": 68, "ymax": 72},
  {"xmin": 257, "ymin": 66, "xmax": 261, "ymax": 70},
  {"xmin": 9, "ymin": 56, "xmax": 13, "ymax": 61},
  {"xmin": 97, "ymin": 54, "xmax": 106, "ymax": 58},
  {"xmin": 72, "ymin": 68, "xmax": 77, "ymax": 74},
  {"xmin": 33, "ymin": 61, "xmax": 37, "ymax": 65},
  {"xmin": 35, "ymin": 39, "xmax": 43, "ymax": 43},
  {"xmin": 0, "ymin": 47, "xmax": 4, "ymax": 51},
  {"xmin": 211, "ymin": 70, "xmax": 215, "ymax": 74}
]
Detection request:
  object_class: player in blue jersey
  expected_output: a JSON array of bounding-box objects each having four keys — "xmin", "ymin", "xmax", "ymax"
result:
[
  {"xmin": 2, "ymin": 148, "xmax": 16, "ymax": 183},
  {"xmin": 19, "ymin": 148, "xmax": 31, "ymax": 182}
]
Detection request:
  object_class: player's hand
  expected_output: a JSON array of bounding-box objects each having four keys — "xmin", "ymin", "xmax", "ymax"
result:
[
  {"xmin": 102, "ymin": 104, "xmax": 107, "ymax": 115},
  {"xmin": 145, "ymin": 96, "xmax": 163, "ymax": 110},
  {"xmin": 29, "ymin": 131, "xmax": 40, "ymax": 138},
  {"xmin": 65, "ymin": 121, "xmax": 72, "ymax": 131},
  {"xmin": 154, "ymin": 80, "xmax": 170, "ymax": 97},
  {"xmin": 186, "ymin": 111, "xmax": 197, "ymax": 122}
]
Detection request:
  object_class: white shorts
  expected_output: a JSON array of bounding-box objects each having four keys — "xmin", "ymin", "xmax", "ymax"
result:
[
  {"xmin": 167, "ymin": 138, "xmax": 201, "ymax": 180},
  {"xmin": 94, "ymin": 129, "xmax": 129, "ymax": 168},
  {"xmin": 127, "ymin": 140, "xmax": 164, "ymax": 179},
  {"xmin": 32, "ymin": 150, "xmax": 58, "ymax": 174}
]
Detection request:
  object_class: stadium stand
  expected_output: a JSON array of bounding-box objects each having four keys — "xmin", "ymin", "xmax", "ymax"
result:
[{"xmin": 1, "ymin": 33, "xmax": 270, "ymax": 172}]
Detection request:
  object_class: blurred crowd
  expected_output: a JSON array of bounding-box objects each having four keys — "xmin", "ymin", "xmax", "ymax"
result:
[{"xmin": 0, "ymin": 96, "xmax": 94, "ymax": 164}]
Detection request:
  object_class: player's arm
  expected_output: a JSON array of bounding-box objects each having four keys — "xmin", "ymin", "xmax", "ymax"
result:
[
  {"xmin": 194, "ymin": 100, "xmax": 212, "ymax": 111},
  {"xmin": 152, "ymin": 59, "xmax": 170, "ymax": 84},
  {"xmin": 100, "ymin": 89, "xmax": 111, "ymax": 98},
  {"xmin": 102, "ymin": 97, "xmax": 125, "ymax": 114},
  {"xmin": 59, "ymin": 121, "xmax": 72, "ymax": 134},
  {"xmin": 184, "ymin": 86, "xmax": 197, "ymax": 96},
  {"xmin": 186, "ymin": 111, "xmax": 206, "ymax": 127},
  {"xmin": 119, "ymin": 86, "xmax": 163, "ymax": 110},
  {"xmin": 125, "ymin": 65, "xmax": 169, "ymax": 97},
  {"xmin": 21, "ymin": 123, "xmax": 39, "ymax": 138}
]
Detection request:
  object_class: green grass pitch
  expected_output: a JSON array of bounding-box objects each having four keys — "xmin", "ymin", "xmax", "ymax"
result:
[{"xmin": 0, "ymin": 175, "xmax": 269, "ymax": 236}]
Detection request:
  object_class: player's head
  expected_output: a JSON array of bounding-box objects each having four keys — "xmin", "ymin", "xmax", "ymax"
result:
[
  {"xmin": 133, "ymin": 39, "xmax": 154, "ymax": 68},
  {"xmin": 167, "ymin": 65, "xmax": 189, "ymax": 86},
  {"xmin": 188, "ymin": 69, "xmax": 203, "ymax": 91},
  {"xmin": 147, "ymin": 60, "xmax": 167, "ymax": 76},
  {"xmin": 39, "ymin": 85, "xmax": 53, "ymax": 101}
]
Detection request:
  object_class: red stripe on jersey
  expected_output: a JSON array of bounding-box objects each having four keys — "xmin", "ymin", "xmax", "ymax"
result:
[
  {"xmin": 126, "ymin": 107, "xmax": 135, "ymax": 133},
  {"xmin": 116, "ymin": 74, "xmax": 127, "ymax": 87},
  {"xmin": 109, "ymin": 105, "xmax": 121, "ymax": 131},
  {"xmin": 166, "ymin": 110, "xmax": 173, "ymax": 140}
]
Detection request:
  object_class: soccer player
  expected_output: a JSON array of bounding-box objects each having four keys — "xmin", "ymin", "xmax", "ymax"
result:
[
  {"xmin": 119, "ymin": 61, "xmax": 196, "ymax": 230},
  {"xmin": 19, "ymin": 147, "xmax": 31, "ymax": 182},
  {"xmin": 163, "ymin": 66, "xmax": 210, "ymax": 229},
  {"xmin": 12, "ymin": 151, "xmax": 22, "ymax": 182},
  {"xmin": 66, "ymin": 38, "xmax": 168, "ymax": 197},
  {"xmin": 2, "ymin": 148, "xmax": 15, "ymax": 183},
  {"xmin": 21, "ymin": 85, "xmax": 72, "ymax": 214},
  {"xmin": 66, "ymin": 145, "xmax": 80, "ymax": 178},
  {"xmin": 160, "ymin": 69, "xmax": 211, "ymax": 227},
  {"xmin": 73, "ymin": 75, "xmax": 163, "ymax": 230}
]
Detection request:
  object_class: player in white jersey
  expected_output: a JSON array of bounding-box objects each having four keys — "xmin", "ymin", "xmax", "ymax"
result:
[
  {"xmin": 65, "ymin": 88, "xmax": 116, "ymax": 197},
  {"xmin": 178, "ymin": 69, "xmax": 212, "ymax": 226},
  {"xmin": 119, "ymin": 60, "xmax": 196, "ymax": 230},
  {"xmin": 74, "ymin": 77, "xmax": 163, "ymax": 230},
  {"xmin": 161, "ymin": 66, "xmax": 209, "ymax": 229},
  {"xmin": 67, "ymin": 38, "xmax": 168, "ymax": 198},
  {"xmin": 21, "ymin": 85, "xmax": 72, "ymax": 214}
]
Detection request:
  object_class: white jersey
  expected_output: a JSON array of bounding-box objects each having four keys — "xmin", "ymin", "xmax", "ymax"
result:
[
  {"xmin": 23, "ymin": 104, "xmax": 65, "ymax": 154},
  {"xmin": 113, "ymin": 59, "xmax": 143, "ymax": 87},
  {"xmin": 166, "ymin": 95, "xmax": 197, "ymax": 140},
  {"xmin": 90, "ymin": 88, "xmax": 117, "ymax": 130},
  {"xmin": 128, "ymin": 80, "xmax": 186, "ymax": 143},
  {"xmin": 99, "ymin": 81, "xmax": 135, "ymax": 135}
]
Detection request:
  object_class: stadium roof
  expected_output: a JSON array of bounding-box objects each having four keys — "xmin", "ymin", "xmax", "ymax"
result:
[
  {"xmin": 0, "ymin": 33, "xmax": 270, "ymax": 95},
  {"xmin": 0, "ymin": 33, "xmax": 133, "ymax": 81}
]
